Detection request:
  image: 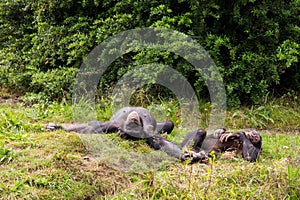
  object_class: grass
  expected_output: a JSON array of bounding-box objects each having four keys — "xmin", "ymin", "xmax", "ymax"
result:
[{"xmin": 0, "ymin": 99, "xmax": 299, "ymax": 199}]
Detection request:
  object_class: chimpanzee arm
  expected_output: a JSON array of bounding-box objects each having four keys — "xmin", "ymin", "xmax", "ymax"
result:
[
  {"xmin": 46, "ymin": 121, "xmax": 119, "ymax": 134},
  {"xmin": 219, "ymin": 132, "xmax": 241, "ymax": 142},
  {"xmin": 89, "ymin": 121, "xmax": 119, "ymax": 133},
  {"xmin": 156, "ymin": 120, "xmax": 174, "ymax": 134}
]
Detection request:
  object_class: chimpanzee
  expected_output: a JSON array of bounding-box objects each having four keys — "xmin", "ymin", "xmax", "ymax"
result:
[
  {"xmin": 46, "ymin": 107, "xmax": 208, "ymax": 163},
  {"xmin": 47, "ymin": 107, "xmax": 262, "ymax": 163},
  {"xmin": 184, "ymin": 128, "xmax": 262, "ymax": 162}
]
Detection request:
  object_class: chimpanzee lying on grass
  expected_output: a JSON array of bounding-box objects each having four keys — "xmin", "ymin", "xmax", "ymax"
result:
[
  {"xmin": 46, "ymin": 106, "xmax": 262, "ymax": 163},
  {"xmin": 184, "ymin": 128, "xmax": 262, "ymax": 162}
]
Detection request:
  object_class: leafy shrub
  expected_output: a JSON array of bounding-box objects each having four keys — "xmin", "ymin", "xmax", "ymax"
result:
[
  {"xmin": 24, "ymin": 67, "xmax": 78, "ymax": 102},
  {"xmin": 0, "ymin": 0, "xmax": 299, "ymax": 107}
]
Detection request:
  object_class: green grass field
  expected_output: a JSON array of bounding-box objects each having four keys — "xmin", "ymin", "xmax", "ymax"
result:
[{"xmin": 0, "ymin": 100, "xmax": 299, "ymax": 199}]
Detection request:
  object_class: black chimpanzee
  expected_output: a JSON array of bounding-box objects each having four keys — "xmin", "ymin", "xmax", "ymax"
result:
[
  {"xmin": 183, "ymin": 128, "xmax": 262, "ymax": 162},
  {"xmin": 46, "ymin": 106, "xmax": 262, "ymax": 163},
  {"xmin": 46, "ymin": 107, "xmax": 208, "ymax": 163}
]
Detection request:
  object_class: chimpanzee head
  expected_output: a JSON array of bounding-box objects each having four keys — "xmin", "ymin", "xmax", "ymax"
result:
[
  {"xmin": 123, "ymin": 111, "xmax": 155, "ymax": 138},
  {"xmin": 245, "ymin": 129, "xmax": 262, "ymax": 148}
]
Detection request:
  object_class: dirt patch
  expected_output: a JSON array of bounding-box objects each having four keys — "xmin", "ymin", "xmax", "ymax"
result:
[{"xmin": 0, "ymin": 97, "xmax": 23, "ymax": 104}]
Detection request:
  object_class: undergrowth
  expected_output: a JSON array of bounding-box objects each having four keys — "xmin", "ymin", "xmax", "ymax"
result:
[{"xmin": 0, "ymin": 98, "xmax": 299, "ymax": 199}]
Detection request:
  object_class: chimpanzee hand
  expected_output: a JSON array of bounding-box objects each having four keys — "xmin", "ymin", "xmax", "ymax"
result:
[{"xmin": 220, "ymin": 132, "xmax": 242, "ymax": 143}]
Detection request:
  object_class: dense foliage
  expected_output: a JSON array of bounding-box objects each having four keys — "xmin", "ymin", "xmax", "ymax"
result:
[{"xmin": 0, "ymin": 0, "xmax": 299, "ymax": 106}]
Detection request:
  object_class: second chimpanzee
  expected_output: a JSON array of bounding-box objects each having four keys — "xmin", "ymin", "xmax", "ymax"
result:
[{"xmin": 183, "ymin": 128, "xmax": 262, "ymax": 162}]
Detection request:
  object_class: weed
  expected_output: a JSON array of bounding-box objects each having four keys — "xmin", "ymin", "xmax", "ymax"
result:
[
  {"xmin": 287, "ymin": 165, "xmax": 300, "ymax": 198},
  {"xmin": 245, "ymin": 105, "xmax": 275, "ymax": 128},
  {"xmin": 0, "ymin": 145, "xmax": 16, "ymax": 164},
  {"xmin": 0, "ymin": 110, "xmax": 25, "ymax": 132}
]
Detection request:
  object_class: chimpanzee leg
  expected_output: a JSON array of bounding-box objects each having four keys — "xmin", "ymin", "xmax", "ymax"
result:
[
  {"xmin": 147, "ymin": 130, "xmax": 208, "ymax": 162},
  {"xmin": 156, "ymin": 120, "xmax": 174, "ymax": 134},
  {"xmin": 180, "ymin": 129, "xmax": 207, "ymax": 152}
]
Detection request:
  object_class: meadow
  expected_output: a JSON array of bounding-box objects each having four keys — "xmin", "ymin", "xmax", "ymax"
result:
[{"xmin": 0, "ymin": 99, "xmax": 299, "ymax": 199}]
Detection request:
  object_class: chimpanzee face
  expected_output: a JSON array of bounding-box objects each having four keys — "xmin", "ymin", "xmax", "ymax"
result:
[
  {"xmin": 245, "ymin": 130, "xmax": 261, "ymax": 144},
  {"xmin": 124, "ymin": 111, "xmax": 155, "ymax": 138},
  {"xmin": 123, "ymin": 111, "xmax": 143, "ymax": 136},
  {"xmin": 127, "ymin": 111, "xmax": 142, "ymax": 126}
]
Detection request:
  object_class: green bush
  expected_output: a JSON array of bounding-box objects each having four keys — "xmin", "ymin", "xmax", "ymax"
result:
[
  {"xmin": 0, "ymin": 0, "xmax": 299, "ymax": 106},
  {"xmin": 24, "ymin": 67, "xmax": 78, "ymax": 102}
]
